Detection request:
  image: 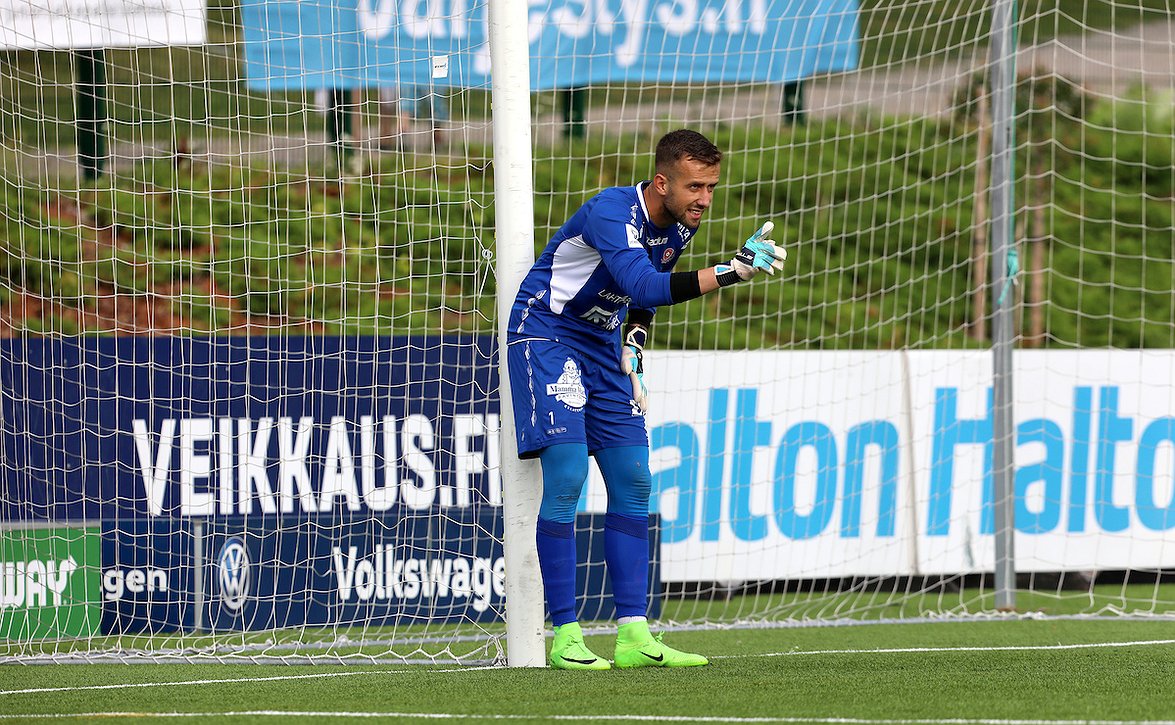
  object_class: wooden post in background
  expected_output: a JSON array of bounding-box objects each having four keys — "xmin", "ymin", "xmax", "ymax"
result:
[{"xmin": 970, "ymin": 76, "xmax": 990, "ymax": 342}]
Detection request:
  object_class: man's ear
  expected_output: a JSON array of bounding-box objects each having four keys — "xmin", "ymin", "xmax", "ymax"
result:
[{"xmin": 652, "ymin": 172, "xmax": 669, "ymax": 195}]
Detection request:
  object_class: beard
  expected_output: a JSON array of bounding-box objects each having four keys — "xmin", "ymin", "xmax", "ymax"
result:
[{"xmin": 664, "ymin": 197, "xmax": 703, "ymax": 229}]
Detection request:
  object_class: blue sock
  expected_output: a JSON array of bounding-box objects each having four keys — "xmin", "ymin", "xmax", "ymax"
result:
[
  {"xmin": 536, "ymin": 517, "xmax": 577, "ymax": 626},
  {"xmin": 604, "ymin": 512, "xmax": 649, "ymax": 619}
]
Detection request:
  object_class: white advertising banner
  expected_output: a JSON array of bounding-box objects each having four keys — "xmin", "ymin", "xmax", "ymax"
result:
[
  {"xmin": 0, "ymin": 0, "xmax": 206, "ymax": 50},
  {"xmin": 577, "ymin": 350, "xmax": 1175, "ymax": 582}
]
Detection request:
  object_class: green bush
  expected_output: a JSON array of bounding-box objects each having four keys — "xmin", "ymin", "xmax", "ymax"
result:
[{"xmin": 1, "ymin": 116, "xmax": 1173, "ymax": 347}]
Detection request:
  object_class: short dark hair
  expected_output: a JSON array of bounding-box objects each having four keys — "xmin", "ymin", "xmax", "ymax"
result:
[{"xmin": 654, "ymin": 129, "xmax": 722, "ymax": 173}]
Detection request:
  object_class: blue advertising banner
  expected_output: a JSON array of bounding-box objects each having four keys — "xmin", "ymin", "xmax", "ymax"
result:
[
  {"xmin": 7, "ymin": 335, "xmax": 1173, "ymax": 589},
  {"xmin": 1, "ymin": 336, "xmax": 499, "ymax": 523},
  {"xmin": 0, "ymin": 334, "xmax": 660, "ymax": 629},
  {"xmin": 100, "ymin": 520, "xmax": 194, "ymax": 634},
  {"xmin": 238, "ymin": 0, "xmax": 859, "ymax": 91},
  {"xmin": 97, "ymin": 513, "xmax": 658, "ymax": 632}
]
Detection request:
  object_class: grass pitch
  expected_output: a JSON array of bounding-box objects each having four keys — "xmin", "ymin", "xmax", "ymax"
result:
[{"xmin": 1, "ymin": 618, "xmax": 1172, "ymax": 724}]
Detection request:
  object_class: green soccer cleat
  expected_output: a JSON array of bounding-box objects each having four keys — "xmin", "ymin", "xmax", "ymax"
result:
[
  {"xmin": 549, "ymin": 622, "xmax": 611, "ymax": 670},
  {"xmin": 613, "ymin": 621, "xmax": 709, "ymax": 669}
]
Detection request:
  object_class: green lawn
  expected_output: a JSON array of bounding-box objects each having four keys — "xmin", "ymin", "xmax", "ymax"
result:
[{"xmin": 1, "ymin": 618, "xmax": 1172, "ymax": 723}]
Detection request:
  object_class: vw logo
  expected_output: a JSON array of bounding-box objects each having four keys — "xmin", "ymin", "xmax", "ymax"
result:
[{"xmin": 217, "ymin": 536, "xmax": 250, "ymax": 613}]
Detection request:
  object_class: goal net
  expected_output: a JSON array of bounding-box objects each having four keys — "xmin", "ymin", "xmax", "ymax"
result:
[{"xmin": 2, "ymin": 0, "xmax": 1174, "ymax": 664}]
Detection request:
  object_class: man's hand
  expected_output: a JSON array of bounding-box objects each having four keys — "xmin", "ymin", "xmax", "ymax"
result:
[
  {"xmin": 715, "ymin": 221, "xmax": 787, "ymax": 286},
  {"xmin": 621, "ymin": 324, "xmax": 649, "ymax": 414}
]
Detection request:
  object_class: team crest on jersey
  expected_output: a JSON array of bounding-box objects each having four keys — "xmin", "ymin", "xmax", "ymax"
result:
[
  {"xmin": 661, "ymin": 248, "xmax": 676, "ymax": 264},
  {"xmin": 547, "ymin": 358, "xmax": 587, "ymax": 410}
]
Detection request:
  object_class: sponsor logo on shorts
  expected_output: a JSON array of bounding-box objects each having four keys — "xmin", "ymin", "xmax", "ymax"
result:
[{"xmin": 547, "ymin": 358, "xmax": 587, "ymax": 410}]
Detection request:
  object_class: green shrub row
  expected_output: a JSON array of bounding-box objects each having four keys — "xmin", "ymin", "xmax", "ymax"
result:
[{"xmin": 2, "ymin": 108, "xmax": 1173, "ymax": 347}]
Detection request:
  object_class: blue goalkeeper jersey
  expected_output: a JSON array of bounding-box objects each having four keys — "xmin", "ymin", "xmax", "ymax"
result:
[{"xmin": 509, "ymin": 182, "xmax": 697, "ymax": 350}]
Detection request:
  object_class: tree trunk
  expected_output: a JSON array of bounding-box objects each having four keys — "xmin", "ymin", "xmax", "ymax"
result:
[
  {"xmin": 970, "ymin": 80, "xmax": 990, "ymax": 342},
  {"xmin": 1026, "ymin": 170, "xmax": 1048, "ymax": 347}
]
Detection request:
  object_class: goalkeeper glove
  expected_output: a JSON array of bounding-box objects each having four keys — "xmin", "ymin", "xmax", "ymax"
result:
[
  {"xmin": 715, "ymin": 221, "xmax": 787, "ymax": 287},
  {"xmin": 621, "ymin": 323, "xmax": 649, "ymax": 414}
]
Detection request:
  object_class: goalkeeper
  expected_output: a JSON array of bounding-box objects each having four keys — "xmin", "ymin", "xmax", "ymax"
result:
[{"xmin": 506, "ymin": 129, "xmax": 786, "ymax": 670}]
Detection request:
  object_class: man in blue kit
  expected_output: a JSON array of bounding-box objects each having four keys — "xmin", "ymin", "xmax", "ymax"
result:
[{"xmin": 506, "ymin": 129, "xmax": 787, "ymax": 670}]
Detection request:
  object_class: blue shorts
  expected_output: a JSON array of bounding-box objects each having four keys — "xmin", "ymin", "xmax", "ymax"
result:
[{"xmin": 506, "ymin": 338, "xmax": 647, "ymax": 459}]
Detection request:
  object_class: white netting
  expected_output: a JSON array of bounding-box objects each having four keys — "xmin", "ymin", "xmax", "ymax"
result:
[{"xmin": 2, "ymin": 0, "xmax": 1175, "ymax": 664}]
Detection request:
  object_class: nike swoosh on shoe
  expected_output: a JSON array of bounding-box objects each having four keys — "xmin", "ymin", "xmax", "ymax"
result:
[
  {"xmin": 639, "ymin": 651, "xmax": 664, "ymax": 662},
  {"xmin": 558, "ymin": 656, "xmax": 601, "ymax": 665}
]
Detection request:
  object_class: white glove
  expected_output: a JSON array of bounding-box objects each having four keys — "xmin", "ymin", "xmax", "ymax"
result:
[
  {"xmin": 715, "ymin": 221, "xmax": 787, "ymax": 286},
  {"xmin": 621, "ymin": 325, "xmax": 648, "ymax": 414}
]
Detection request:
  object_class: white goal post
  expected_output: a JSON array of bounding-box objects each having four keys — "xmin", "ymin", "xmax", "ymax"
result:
[{"xmin": 487, "ymin": 0, "xmax": 546, "ymax": 668}]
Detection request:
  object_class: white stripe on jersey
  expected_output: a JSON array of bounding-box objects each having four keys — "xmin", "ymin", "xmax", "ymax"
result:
[
  {"xmin": 634, "ymin": 183, "xmax": 652, "ymax": 222},
  {"xmin": 547, "ymin": 234, "xmax": 601, "ymax": 315}
]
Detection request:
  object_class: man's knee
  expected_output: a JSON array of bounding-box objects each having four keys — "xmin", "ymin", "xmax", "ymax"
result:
[
  {"xmin": 539, "ymin": 443, "xmax": 590, "ymax": 523},
  {"xmin": 595, "ymin": 445, "xmax": 651, "ymax": 517}
]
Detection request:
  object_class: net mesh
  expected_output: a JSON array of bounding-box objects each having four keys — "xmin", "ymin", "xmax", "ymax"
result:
[{"xmin": 2, "ymin": 0, "xmax": 1175, "ymax": 664}]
